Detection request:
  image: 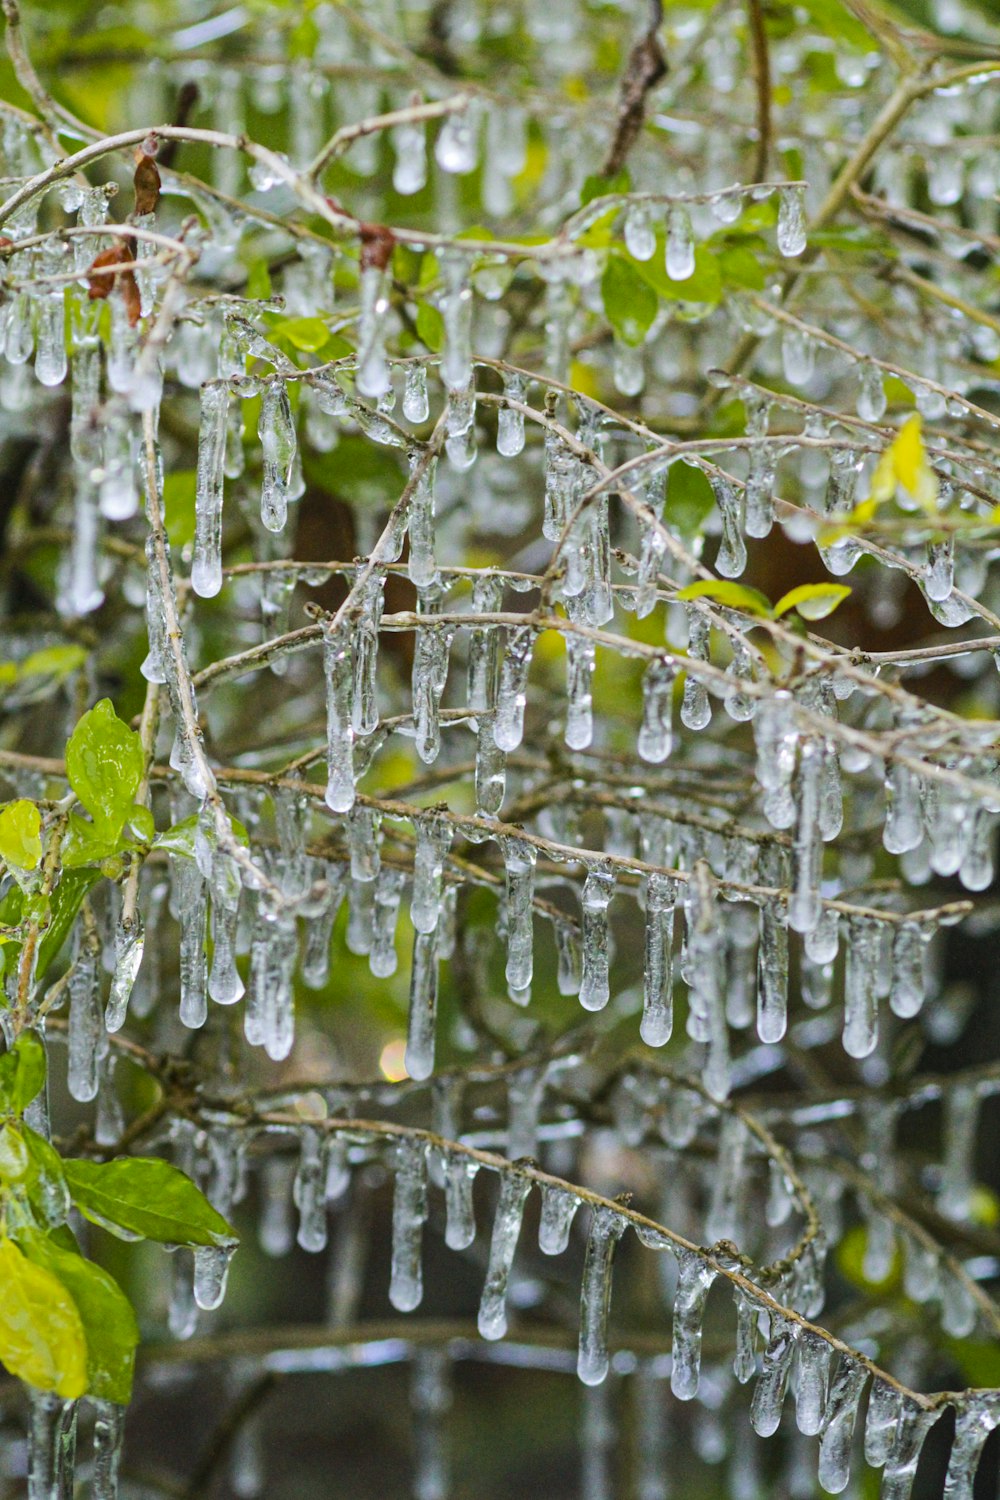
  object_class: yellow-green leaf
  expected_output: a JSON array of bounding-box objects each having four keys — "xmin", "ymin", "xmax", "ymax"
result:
[
  {"xmin": 773, "ymin": 583, "xmax": 852, "ymax": 621},
  {"xmin": 675, "ymin": 580, "xmax": 773, "ymax": 616},
  {"xmin": 869, "ymin": 414, "xmax": 938, "ymax": 512},
  {"xmin": 64, "ymin": 1156, "xmax": 238, "ymax": 1248},
  {"xmin": 0, "ymin": 801, "xmax": 42, "ymax": 872},
  {"xmin": 65, "ymin": 700, "xmax": 144, "ymax": 834},
  {"xmin": 0, "ymin": 1237, "xmax": 88, "ymax": 1398}
]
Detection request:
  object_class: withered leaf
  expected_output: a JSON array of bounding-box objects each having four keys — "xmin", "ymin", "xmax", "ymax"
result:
[{"xmin": 133, "ymin": 153, "xmax": 161, "ymax": 217}]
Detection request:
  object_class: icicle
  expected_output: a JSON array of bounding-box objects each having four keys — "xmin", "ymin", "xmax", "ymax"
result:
[
  {"xmin": 857, "ymin": 362, "xmax": 887, "ymax": 422},
  {"xmin": 445, "ymin": 1153, "xmax": 479, "ymax": 1250},
  {"xmin": 789, "ymin": 738, "xmax": 822, "ymax": 934},
  {"xmin": 405, "ymin": 926, "xmax": 440, "ymax": 1082},
  {"xmin": 407, "ymin": 456, "xmax": 438, "ymax": 588},
  {"xmin": 665, "ymin": 206, "xmax": 695, "ymax": 281},
  {"xmin": 712, "ymin": 474, "xmax": 747, "ymax": 577},
  {"xmin": 884, "ymin": 756, "xmax": 924, "ymax": 855},
  {"xmin": 412, "ymin": 590, "xmax": 454, "ymax": 765},
  {"xmin": 864, "ymin": 1379, "xmax": 905, "ymax": 1468},
  {"xmin": 323, "ymin": 619, "xmax": 355, "ymax": 812},
  {"xmin": 556, "ymin": 920, "xmax": 581, "ymax": 996},
  {"xmin": 351, "ymin": 568, "xmax": 383, "ymax": 737},
  {"xmin": 577, "ymin": 1206, "xmax": 627, "ymax": 1386},
  {"xmin": 28, "ymin": 1391, "xmax": 76, "ymax": 1500},
  {"xmin": 733, "ymin": 1290, "xmax": 759, "ymax": 1385},
  {"xmin": 371, "ymin": 867, "xmax": 405, "ymax": 978},
  {"xmin": 680, "ymin": 609, "xmax": 712, "ymax": 731},
  {"xmin": 624, "ymin": 202, "xmax": 656, "ymax": 261},
  {"xmin": 543, "ymin": 428, "xmax": 581, "ymax": 541},
  {"xmin": 468, "ymin": 573, "xmax": 503, "ymax": 711},
  {"xmin": 757, "ymin": 868, "xmax": 789, "ymax": 1044},
  {"xmin": 347, "ymin": 805, "xmax": 380, "ymax": 884},
  {"xmin": 91, "ymin": 1401, "xmax": 126, "ymax": 1500},
  {"xmin": 641, "ymin": 872, "xmax": 676, "ymax": 1047},
  {"xmin": 258, "ymin": 379, "xmax": 296, "ymax": 533},
  {"xmin": 502, "ymin": 836, "xmax": 536, "ymax": 993},
  {"xmin": 638, "ymin": 658, "xmax": 676, "ymax": 763},
  {"xmin": 777, "ymin": 186, "xmax": 807, "ymax": 256},
  {"xmin": 670, "ymin": 1250, "xmax": 716, "ymax": 1400},
  {"xmin": 439, "ymin": 248, "xmax": 473, "ymax": 392},
  {"xmin": 924, "ymin": 535, "xmax": 954, "ymax": 602},
  {"xmin": 579, "ymin": 865, "xmax": 614, "ymax": 1012},
  {"xmin": 723, "ymin": 634, "xmax": 755, "ymax": 722},
  {"xmin": 817, "ymin": 1358, "xmax": 868, "ymax": 1493},
  {"xmin": 389, "ymin": 1138, "xmax": 429, "ymax": 1312},
  {"xmin": 403, "ymin": 363, "xmax": 430, "ymax": 424},
  {"xmin": 392, "ymin": 121, "xmax": 427, "ymax": 195},
  {"xmin": 539, "ymin": 1186, "xmax": 580, "ymax": 1255},
  {"xmin": 497, "ymin": 372, "xmax": 526, "ymax": 457},
  {"xmin": 793, "ymin": 1334, "xmax": 831, "ymax": 1436},
  {"xmin": 175, "ymin": 859, "xmax": 207, "ymax": 1030},
  {"xmin": 943, "ymin": 1395, "xmax": 1000, "ymax": 1500},
  {"xmin": 475, "ymin": 717, "xmax": 506, "ymax": 815},
  {"xmin": 744, "ymin": 445, "xmax": 775, "ymax": 539},
  {"xmin": 104, "ymin": 916, "xmax": 144, "ymax": 1033},
  {"xmin": 67, "ymin": 927, "xmax": 105, "ymax": 1102},
  {"xmin": 880, "ymin": 1398, "xmax": 940, "ymax": 1500},
  {"xmin": 504, "ymin": 1066, "xmax": 543, "ymax": 1159},
  {"xmin": 356, "ymin": 264, "xmax": 391, "ymax": 400},
  {"xmin": 749, "ymin": 1316, "xmax": 797, "ymax": 1436},
  {"xmin": 478, "ymin": 1171, "xmax": 532, "ymax": 1340},
  {"xmin": 686, "ymin": 864, "xmax": 730, "ymax": 1099},
  {"xmin": 564, "ymin": 618, "xmax": 595, "ymax": 750},
  {"xmin": 889, "ymin": 921, "xmax": 928, "ymax": 1018},
  {"xmin": 435, "ymin": 107, "xmax": 479, "ymax": 174},
  {"xmin": 192, "ymin": 382, "xmax": 228, "ymax": 596},
  {"xmin": 294, "ymin": 1125, "xmax": 328, "ymax": 1253},
  {"xmin": 843, "ymin": 915, "xmax": 880, "ymax": 1059},
  {"xmin": 193, "ymin": 1243, "xmax": 236, "ymax": 1310},
  {"xmin": 445, "ymin": 379, "xmax": 477, "ymax": 470},
  {"xmin": 493, "ymin": 624, "xmax": 535, "ymax": 751},
  {"xmin": 301, "ymin": 864, "xmax": 346, "ymax": 988},
  {"xmin": 937, "ymin": 1081, "xmax": 980, "ymax": 1220},
  {"xmin": 412, "ymin": 815, "xmax": 453, "ymax": 934},
  {"xmin": 755, "ymin": 690, "xmax": 797, "ymax": 828}
]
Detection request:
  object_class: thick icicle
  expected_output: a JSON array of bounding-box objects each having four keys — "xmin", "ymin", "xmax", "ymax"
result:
[
  {"xmin": 467, "ymin": 573, "xmax": 503, "ymax": 712},
  {"xmin": 389, "ymin": 1137, "xmax": 429, "ymax": 1312},
  {"xmin": 192, "ymin": 382, "xmax": 228, "ymax": 597},
  {"xmin": 937, "ymin": 1081, "xmax": 980, "ymax": 1221},
  {"xmin": 294, "ymin": 1125, "xmax": 328, "ymax": 1253},
  {"xmin": 445, "ymin": 1153, "xmax": 479, "ymax": 1250},
  {"xmin": 793, "ymin": 1333, "xmax": 831, "ymax": 1436},
  {"xmin": 712, "ymin": 474, "xmax": 747, "ymax": 578},
  {"xmin": 680, "ymin": 610, "xmax": 712, "ymax": 731},
  {"xmin": 733, "ymin": 1290, "xmax": 759, "ymax": 1385},
  {"xmin": 28, "ymin": 1391, "xmax": 76, "ymax": 1500},
  {"xmin": 539, "ymin": 1186, "xmax": 580, "ymax": 1255},
  {"xmin": 105, "ymin": 916, "xmax": 144, "ymax": 1033},
  {"xmin": 577, "ymin": 1206, "xmax": 627, "ymax": 1386},
  {"xmin": 356, "ymin": 265, "xmax": 391, "ymax": 400},
  {"xmin": 749, "ymin": 1316, "xmax": 797, "ymax": 1436},
  {"xmin": 498, "ymin": 372, "xmax": 526, "ymax": 457},
  {"xmin": 777, "ymin": 185, "xmax": 807, "ymax": 257},
  {"xmin": 371, "ymin": 867, "xmax": 405, "ymax": 978},
  {"xmin": 943, "ymin": 1395, "xmax": 1000, "ymax": 1500},
  {"xmin": 67, "ymin": 926, "xmax": 105, "ymax": 1102},
  {"xmin": 638, "ymin": 658, "xmax": 676, "ymax": 763},
  {"xmin": 864, "ymin": 1379, "xmax": 905, "ymax": 1468},
  {"xmin": 880, "ymin": 1398, "xmax": 940, "ymax": 1500},
  {"xmin": 407, "ymin": 457, "xmax": 438, "ymax": 588},
  {"xmin": 817, "ymin": 1358, "xmax": 868, "ymax": 1494},
  {"xmin": 665, "ymin": 206, "xmax": 695, "ymax": 281},
  {"xmin": 193, "ymin": 1243, "xmax": 236, "ymax": 1311},
  {"xmin": 477, "ymin": 1171, "xmax": 533, "ymax": 1340},
  {"xmin": 493, "ymin": 624, "xmax": 535, "ymax": 752},
  {"xmin": 579, "ymin": 864, "xmax": 614, "ymax": 1012},
  {"xmin": 670, "ymin": 1250, "xmax": 716, "ymax": 1400},
  {"xmin": 258, "ymin": 379, "xmax": 296, "ymax": 533}
]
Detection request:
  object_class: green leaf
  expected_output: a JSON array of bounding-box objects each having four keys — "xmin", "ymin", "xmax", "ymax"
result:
[
  {"xmin": 601, "ymin": 254, "xmax": 658, "ymax": 347},
  {"xmin": 22, "ymin": 1127, "xmax": 71, "ymax": 1227},
  {"xmin": 64, "ymin": 1157, "xmax": 239, "ymax": 1249},
  {"xmin": 0, "ymin": 800, "xmax": 42, "ymax": 872},
  {"xmin": 0, "ymin": 1237, "xmax": 88, "ymax": 1398},
  {"xmin": 244, "ymin": 257, "xmax": 272, "ymax": 301},
  {"xmin": 152, "ymin": 811, "xmax": 248, "ymax": 861},
  {"xmin": 415, "ymin": 301, "xmax": 444, "ymax": 353},
  {"xmin": 61, "ymin": 812, "xmax": 124, "ymax": 869},
  {"xmin": 0, "ymin": 1122, "xmax": 29, "ymax": 1181},
  {"xmin": 16, "ymin": 1228, "xmax": 139, "ymax": 1405},
  {"xmin": 580, "ymin": 169, "xmax": 630, "ymax": 206},
  {"xmin": 773, "ymin": 583, "xmax": 852, "ymax": 621},
  {"xmin": 632, "ymin": 244, "xmax": 722, "ymax": 306},
  {"xmin": 665, "ymin": 462, "xmax": 716, "ymax": 538},
  {"xmin": 17, "ymin": 645, "xmax": 88, "ymax": 682},
  {"xmin": 717, "ymin": 244, "xmax": 766, "ymax": 292},
  {"xmin": 65, "ymin": 700, "xmax": 144, "ymax": 835},
  {"xmin": 0, "ymin": 1031, "xmax": 47, "ymax": 1114},
  {"xmin": 270, "ymin": 316, "xmax": 334, "ymax": 353},
  {"xmin": 675, "ymin": 580, "xmax": 773, "ymax": 616}
]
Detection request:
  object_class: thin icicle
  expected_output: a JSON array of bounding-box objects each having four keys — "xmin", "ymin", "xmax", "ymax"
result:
[
  {"xmin": 864, "ymin": 1379, "xmax": 905, "ymax": 1468},
  {"xmin": 680, "ymin": 610, "xmax": 711, "ymax": 731},
  {"xmin": 493, "ymin": 624, "xmax": 534, "ymax": 752},
  {"xmin": 370, "ymin": 867, "xmax": 405, "ymax": 978},
  {"xmin": 407, "ymin": 456, "xmax": 438, "ymax": 589},
  {"xmin": 192, "ymin": 382, "xmax": 228, "ymax": 597},
  {"xmin": 258, "ymin": 379, "xmax": 296, "ymax": 533},
  {"xmin": 577, "ymin": 1206, "xmax": 627, "ymax": 1385},
  {"xmin": 467, "ymin": 573, "xmax": 503, "ymax": 711},
  {"xmin": 539, "ymin": 1186, "xmax": 580, "ymax": 1255},
  {"xmin": 445, "ymin": 1153, "xmax": 479, "ymax": 1250},
  {"xmin": 91, "ymin": 1401, "xmax": 126, "ymax": 1500},
  {"xmin": 67, "ymin": 926, "xmax": 105, "ymax": 1101},
  {"xmin": 294, "ymin": 1125, "xmax": 328, "ymax": 1253},
  {"xmin": 712, "ymin": 474, "xmax": 747, "ymax": 577},
  {"xmin": 641, "ymin": 873, "xmax": 675, "ymax": 1047},
  {"xmin": 323, "ymin": 619, "xmax": 355, "ymax": 813},
  {"xmin": 389, "ymin": 1138, "xmax": 429, "ymax": 1312},
  {"xmin": 28, "ymin": 1391, "xmax": 76, "ymax": 1500},
  {"xmin": 498, "ymin": 372, "xmax": 526, "ymax": 457},
  {"xmin": 502, "ymin": 836, "xmax": 536, "ymax": 993},
  {"xmin": 478, "ymin": 1171, "xmax": 532, "ymax": 1340},
  {"xmin": 757, "ymin": 878, "xmax": 789, "ymax": 1044},
  {"xmin": 733, "ymin": 1290, "xmax": 759, "ymax": 1385},
  {"xmin": 789, "ymin": 738, "xmax": 822, "ymax": 934},
  {"xmin": 579, "ymin": 864, "xmax": 614, "ymax": 1012},
  {"xmin": 356, "ymin": 264, "xmax": 391, "ymax": 400},
  {"xmin": 412, "ymin": 815, "xmax": 453, "ymax": 934},
  {"xmin": 405, "ymin": 926, "xmax": 440, "ymax": 1082},
  {"xmin": 105, "ymin": 916, "xmax": 144, "ymax": 1033},
  {"xmin": 843, "ymin": 915, "xmax": 881, "ymax": 1059},
  {"xmin": 638, "ymin": 658, "xmax": 676, "ymax": 763}
]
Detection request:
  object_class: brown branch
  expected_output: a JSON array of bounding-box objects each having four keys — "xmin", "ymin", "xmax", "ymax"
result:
[
  {"xmin": 601, "ymin": 0, "xmax": 667, "ymax": 178},
  {"xmin": 746, "ymin": 0, "xmax": 772, "ymax": 184}
]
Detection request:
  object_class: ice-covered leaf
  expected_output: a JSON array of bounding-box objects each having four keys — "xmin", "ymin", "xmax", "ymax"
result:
[
  {"xmin": 65, "ymin": 700, "xmax": 144, "ymax": 834},
  {"xmin": 0, "ymin": 1237, "xmax": 88, "ymax": 1398},
  {"xmin": 773, "ymin": 583, "xmax": 851, "ymax": 620},
  {"xmin": 0, "ymin": 1032, "xmax": 47, "ymax": 1114},
  {"xmin": 64, "ymin": 1156, "xmax": 239, "ymax": 1248},
  {"xmin": 675, "ymin": 580, "xmax": 773, "ymax": 616},
  {"xmin": 601, "ymin": 254, "xmax": 657, "ymax": 348},
  {"xmin": 0, "ymin": 800, "xmax": 42, "ymax": 872}
]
